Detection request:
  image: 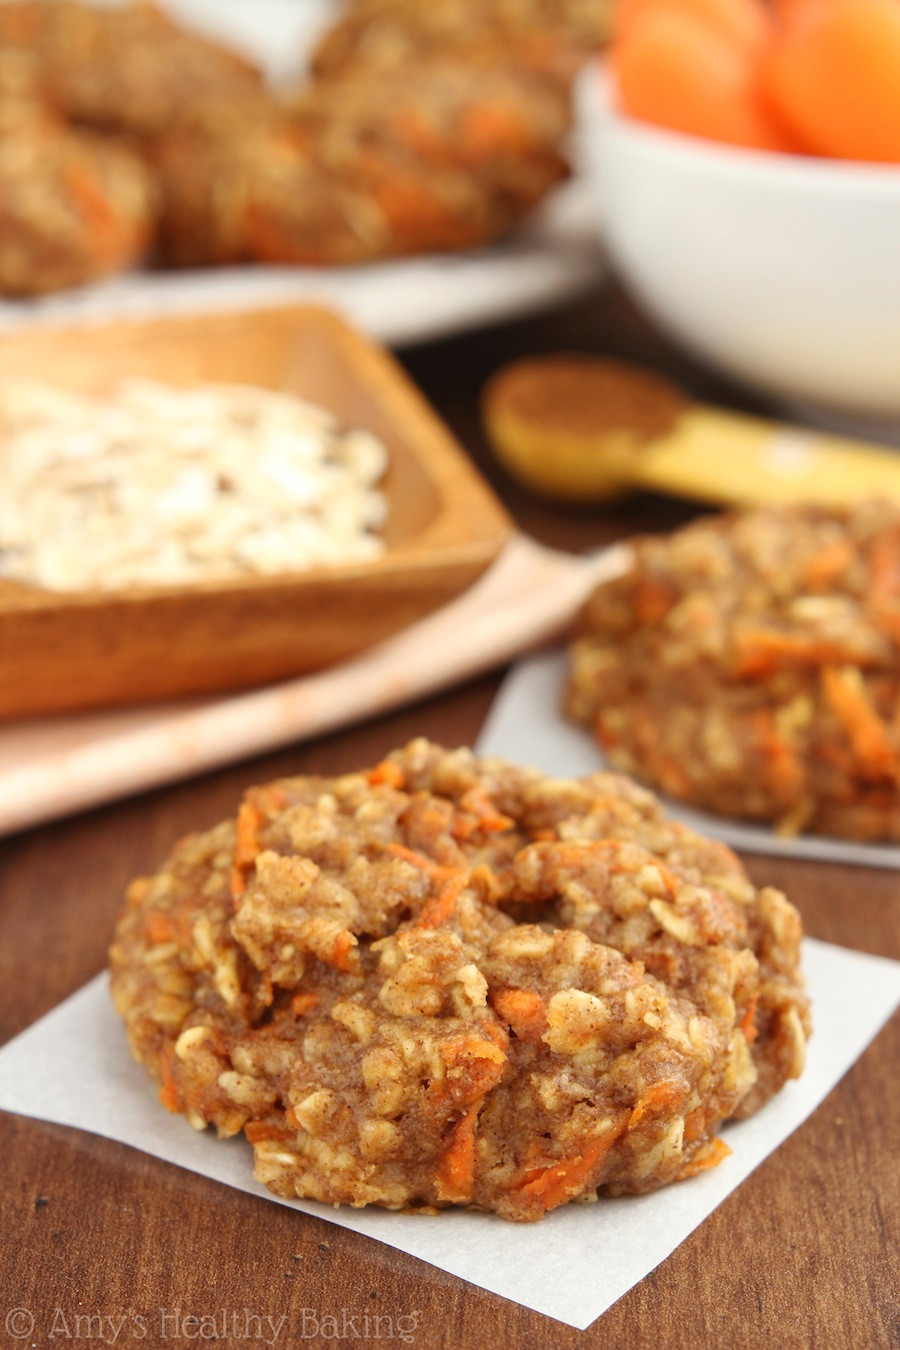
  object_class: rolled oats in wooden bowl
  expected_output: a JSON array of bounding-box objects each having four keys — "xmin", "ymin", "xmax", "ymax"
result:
[
  {"xmin": 0, "ymin": 306, "xmax": 510, "ymax": 718},
  {"xmin": 0, "ymin": 378, "xmax": 390, "ymax": 591}
]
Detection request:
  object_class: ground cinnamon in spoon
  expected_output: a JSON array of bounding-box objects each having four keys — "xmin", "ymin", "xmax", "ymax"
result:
[{"xmin": 482, "ymin": 354, "xmax": 690, "ymax": 501}]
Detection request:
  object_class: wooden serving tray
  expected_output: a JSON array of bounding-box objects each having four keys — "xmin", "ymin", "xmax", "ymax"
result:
[{"xmin": 0, "ymin": 305, "xmax": 512, "ymax": 719}]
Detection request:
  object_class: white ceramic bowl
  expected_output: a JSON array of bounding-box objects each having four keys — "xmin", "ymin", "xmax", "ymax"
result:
[{"xmin": 578, "ymin": 68, "xmax": 900, "ymax": 432}]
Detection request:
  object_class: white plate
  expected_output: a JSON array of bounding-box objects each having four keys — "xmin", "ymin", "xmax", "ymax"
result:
[{"xmin": 0, "ymin": 0, "xmax": 605, "ymax": 347}]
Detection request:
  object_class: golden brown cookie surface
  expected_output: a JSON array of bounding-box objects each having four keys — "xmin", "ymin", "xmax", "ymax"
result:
[
  {"xmin": 151, "ymin": 59, "xmax": 570, "ymax": 268},
  {"xmin": 568, "ymin": 501, "xmax": 900, "ymax": 839},
  {"xmin": 0, "ymin": 121, "xmax": 154, "ymax": 296},
  {"xmin": 110, "ymin": 741, "xmax": 809, "ymax": 1221},
  {"xmin": 0, "ymin": 0, "xmax": 596, "ymax": 291},
  {"xmin": 0, "ymin": 0, "xmax": 262, "ymax": 137}
]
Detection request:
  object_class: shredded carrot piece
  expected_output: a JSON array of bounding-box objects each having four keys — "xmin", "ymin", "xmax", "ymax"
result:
[
  {"xmin": 235, "ymin": 800, "xmax": 264, "ymax": 865},
  {"xmin": 683, "ymin": 1105, "xmax": 709, "ymax": 1145},
  {"xmin": 65, "ymin": 165, "xmax": 122, "ymax": 260},
  {"xmin": 628, "ymin": 1079, "xmax": 683, "ymax": 1129},
  {"xmin": 595, "ymin": 717, "xmax": 621, "ymax": 752},
  {"xmin": 440, "ymin": 1031, "xmax": 507, "ymax": 1073},
  {"xmin": 246, "ymin": 203, "xmax": 319, "ymax": 264},
  {"xmin": 244, "ymin": 1120, "xmax": 295, "ymax": 1145},
  {"xmin": 231, "ymin": 799, "xmax": 266, "ymax": 897},
  {"xmin": 329, "ymin": 929, "xmax": 357, "ymax": 973},
  {"xmin": 257, "ymin": 784, "xmax": 287, "ymax": 812},
  {"xmin": 875, "ymin": 606, "xmax": 900, "ymax": 644},
  {"xmin": 868, "ymin": 529, "xmax": 900, "ymax": 601},
  {"xmin": 733, "ymin": 628, "xmax": 852, "ymax": 678},
  {"xmin": 817, "ymin": 740, "xmax": 857, "ymax": 773},
  {"xmin": 385, "ymin": 842, "xmax": 460, "ymax": 881},
  {"xmin": 468, "ymin": 862, "xmax": 504, "ymax": 903},
  {"xmin": 740, "ymin": 994, "xmax": 759, "ymax": 1045},
  {"xmin": 434, "ymin": 1103, "xmax": 479, "ymax": 1204},
  {"xmin": 144, "ymin": 912, "xmax": 172, "ymax": 944},
  {"xmin": 290, "ymin": 992, "xmax": 320, "ymax": 1017},
  {"xmin": 821, "ymin": 665, "xmax": 896, "ymax": 774},
  {"xmin": 805, "ymin": 537, "xmax": 854, "ymax": 589},
  {"xmin": 145, "ymin": 911, "xmax": 178, "ymax": 945},
  {"xmin": 483, "ymin": 1019, "xmax": 509, "ymax": 1052},
  {"xmin": 390, "ymin": 107, "xmax": 438, "ymax": 155},
  {"xmin": 371, "ymin": 174, "xmax": 458, "ymax": 241},
  {"xmin": 453, "ymin": 787, "xmax": 514, "ymax": 839},
  {"xmin": 460, "ymin": 102, "xmax": 532, "ymax": 157},
  {"xmin": 492, "ymin": 988, "xmax": 547, "ymax": 1043},
  {"xmin": 412, "ymin": 799, "xmax": 458, "ymax": 835},
  {"xmin": 653, "ymin": 755, "xmax": 694, "ymax": 799},
  {"xmin": 511, "ymin": 1125, "xmax": 624, "ymax": 1212},
  {"xmin": 158, "ymin": 1049, "xmax": 180, "ymax": 1114},
  {"xmin": 532, "ymin": 839, "xmax": 628, "ymax": 868},
  {"xmin": 530, "ymin": 839, "xmax": 594, "ymax": 865},
  {"xmin": 428, "ymin": 1029, "xmax": 507, "ymax": 1118},
  {"xmin": 676, "ymin": 1136, "xmax": 732, "ymax": 1181},
  {"xmin": 367, "ymin": 760, "xmax": 405, "ymax": 789},
  {"xmin": 433, "ymin": 1025, "xmax": 509, "ymax": 1197},
  {"xmin": 416, "ymin": 872, "xmax": 469, "ymax": 929},
  {"xmin": 752, "ymin": 709, "xmax": 804, "ymax": 798},
  {"xmin": 634, "ymin": 576, "xmax": 677, "ymax": 625}
]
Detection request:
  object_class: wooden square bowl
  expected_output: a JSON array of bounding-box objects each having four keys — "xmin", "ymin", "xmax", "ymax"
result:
[{"xmin": 0, "ymin": 305, "xmax": 511, "ymax": 719}]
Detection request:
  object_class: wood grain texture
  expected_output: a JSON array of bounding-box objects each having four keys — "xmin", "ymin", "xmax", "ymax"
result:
[{"xmin": 1, "ymin": 284, "xmax": 898, "ymax": 1350}]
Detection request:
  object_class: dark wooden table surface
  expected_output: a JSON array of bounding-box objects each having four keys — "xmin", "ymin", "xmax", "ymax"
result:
[{"xmin": 1, "ymin": 281, "xmax": 898, "ymax": 1350}]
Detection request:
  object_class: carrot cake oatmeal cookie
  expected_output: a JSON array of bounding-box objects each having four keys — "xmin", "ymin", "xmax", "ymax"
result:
[
  {"xmin": 0, "ymin": 0, "xmax": 262, "ymax": 138},
  {"xmin": 0, "ymin": 118, "xmax": 154, "ymax": 296},
  {"xmin": 309, "ymin": 0, "xmax": 611, "ymax": 86},
  {"xmin": 110, "ymin": 740, "xmax": 809, "ymax": 1221},
  {"xmin": 150, "ymin": 57, "xmax": 570, "ymax": 268},
  {"xmin": 0, "ymin": 0, "xmax": 599, "ymax": 294},
  {"xmin": 567, "ymin": 500, "xmax": 900, "ymax": 840}
]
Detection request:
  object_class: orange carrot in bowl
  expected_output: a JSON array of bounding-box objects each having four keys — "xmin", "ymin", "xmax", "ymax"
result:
[
  {"xmin": 612, "ymin": 10, "xmax": 800, "ymax": 150},
  {"xmin": 614, "ymin": 0, "xmax": 771, "ymax": 51},
  {"xmin": 763, "ymin": 0, "xmax": 900, "ymax": 162}
]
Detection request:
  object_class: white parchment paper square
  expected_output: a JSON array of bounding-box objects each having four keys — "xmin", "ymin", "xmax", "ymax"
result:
[
  {"xmin": 0, "ymin": 940, "xmax": 897, "ymax": 1329},
  {"xmin": 1, "ymin": 650, "xmax": 898, "ymax": 1326}
]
